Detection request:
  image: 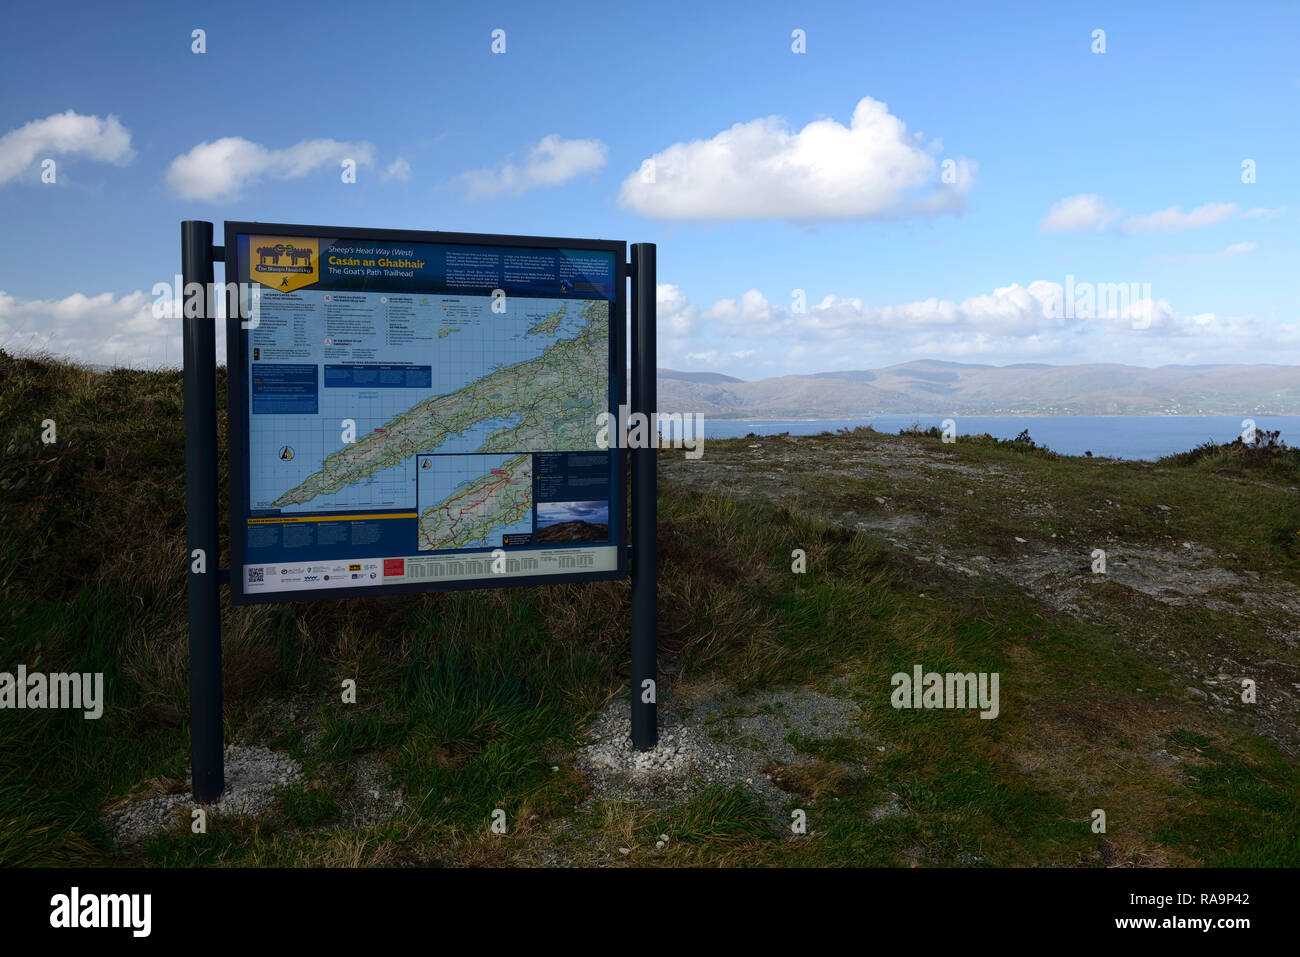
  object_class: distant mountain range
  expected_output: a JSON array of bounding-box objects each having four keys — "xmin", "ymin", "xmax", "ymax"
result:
[
  {"xmin": 79, "ymin": 357, "xmax": 1300, "ymax": 416},
  {"xmin": 638, "ymin": 361, "xmax": 1300, "ymax": 416}
]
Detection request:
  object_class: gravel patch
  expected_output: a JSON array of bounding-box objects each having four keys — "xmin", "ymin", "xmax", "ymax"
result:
[
  {"xmin": 102, "ymin": 745, "xmax": 301, "ymax": 845},
  {"xmin": 348, "ymin": 753, "xmax": 405, "ymax": 826},
  {"xmin": 575, "ymin": 683, "xmax": 875, "ymax": 821},
  {"xmin": 870, "ymin": 792, "xmax": 909, "ymax": 821}
]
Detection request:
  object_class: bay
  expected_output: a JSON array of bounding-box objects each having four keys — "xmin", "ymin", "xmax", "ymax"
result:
[{"xmin": 699, "ymin": 415, "xmax": 1300, "ymax": 461}]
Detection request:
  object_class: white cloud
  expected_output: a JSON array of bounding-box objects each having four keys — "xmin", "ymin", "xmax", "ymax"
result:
[
  {"xmin": 1040, "ymin": 194, "xmax": 1121, "ymax": 232},
  {"xmin": 657, "ymin": 283, "xmax": 700, "ymax": 338},
  {"xmin": 1208, "ymin": 240, "xmax": 1256, "ymax": 257},
  {"xmin": 457, "ymin": 135, "xmax": 607, "ymax": 198},
  {"xmin": 165, "ymin": 137, "xmax": 376, "ymax": 201},
  {"xmin": 1151, "ymin": 241, "xmax": 1257, "ymax": 264},
  {"xmin": 654, "ymin": 281, "xmax": 1300, "ymax": 372},
  {"xmin": 381, "ymin": 156, "xmax": 412, "ymax": 183},
  {"xmin": 1042, "ymin": 195, "xmax": 1286, "ymax": 235},
  {"xmin": 683, "ymin": 348, "xmax": 757, "ymax": 365},
  {"xmin": 617, "ymin": 97, "xmax": 975, "ymax": 222},
  {"xmin": 13, "ymin": 275, "xmax": 1297, "ymax": 374},
  {"xmin": 1120, "ymin": 202, "xmax": 1239, "ymax": 234},
  {"xmin": 0, "ymin": 110, "xmax": 134, "ymax": 186},
  {"xmin": 0, "ymin": 287, "xmax": 205, "ymax": 368},
  {"xmin": 701, "ymin": 283, "xmax": 1069, "ymax": 341}
]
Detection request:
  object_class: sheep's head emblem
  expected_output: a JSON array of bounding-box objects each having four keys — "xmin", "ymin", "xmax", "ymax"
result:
[{"xmin": 248, "ymin": 236, "xmax": 319, "ymax": 293}]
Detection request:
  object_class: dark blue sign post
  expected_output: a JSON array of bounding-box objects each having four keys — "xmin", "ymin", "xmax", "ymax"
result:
[
  {"xmin": 182, "ymin": 221, "xmax": 224, "ymax": 801},
  {"xmin": 629, "ymin": 243, "xmax": 657, "ymax": 751},
  {"xmin": 181, "ymin": 221, "xmax": 657, "ymax": 801}
]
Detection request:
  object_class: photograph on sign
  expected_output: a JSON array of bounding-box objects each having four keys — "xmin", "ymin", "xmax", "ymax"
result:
[{"xmin": 225, "ymin": 224, "xmax": 626, "ymax": 603}]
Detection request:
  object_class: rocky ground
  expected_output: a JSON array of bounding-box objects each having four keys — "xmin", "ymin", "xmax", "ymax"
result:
[{"xmin": 661, "ymin": 431, "xmax": 1300, "ymax": 755}]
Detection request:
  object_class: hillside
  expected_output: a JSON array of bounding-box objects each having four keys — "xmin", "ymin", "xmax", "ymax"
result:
[
  {"xmin": 650, "ymin": 360, "xmax": 1300, "ymax": 417},
  {"xmin": 2, "ymin": 350, "xmax": 1298, "ymax": 868}
]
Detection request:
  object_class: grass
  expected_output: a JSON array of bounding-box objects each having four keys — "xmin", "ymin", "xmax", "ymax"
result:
[{"xmin": 1, "ymin": 349, "xmax": 1297, "ymax": 867}]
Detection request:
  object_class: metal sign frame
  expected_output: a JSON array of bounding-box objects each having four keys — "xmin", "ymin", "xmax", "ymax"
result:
[{"xmin": 182, "ymin": 221, "xmax": 658, "ymax": 801}]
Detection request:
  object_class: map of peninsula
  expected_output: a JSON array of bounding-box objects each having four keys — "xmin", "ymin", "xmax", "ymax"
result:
[
  {"xmin": 273, "ymin": 299, "xmax": 608, "ymax": 507},
  {"xmin": 417, "ymin": 454, "xmax": 532, "ymax": 550}
]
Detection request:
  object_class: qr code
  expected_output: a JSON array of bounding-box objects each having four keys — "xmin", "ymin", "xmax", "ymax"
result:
[{"xmin": 247, "ymin": 567, "xmax": 264, "ymax": 584}]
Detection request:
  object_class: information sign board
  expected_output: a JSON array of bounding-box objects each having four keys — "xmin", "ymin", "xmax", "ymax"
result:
[{"xmin": 223, "ymin": 223, "xmax": 626, "ymax": 603}]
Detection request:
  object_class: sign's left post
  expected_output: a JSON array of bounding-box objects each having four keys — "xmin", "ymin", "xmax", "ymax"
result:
[{"xmin": 182, "ymin": 220, "xmax": 224, "ymax": 801}]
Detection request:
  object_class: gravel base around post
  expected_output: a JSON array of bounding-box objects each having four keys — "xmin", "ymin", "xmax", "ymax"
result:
[
  {"xmin": 101, "ymin": 745, "xmax": 302, "ymax": 845},
  {"xmin": 575, "ymin": 682, "xmax": 876, "ymax": 821}
]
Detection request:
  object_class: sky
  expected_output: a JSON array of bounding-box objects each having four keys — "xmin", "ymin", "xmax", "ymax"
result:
[
  {"xmin": 538, "ymin": 500, "xmax": 610, "ymax": 527},
  {"xmin": 1, "ymin": 0, "xmax": 1298, "ymax": 377}
]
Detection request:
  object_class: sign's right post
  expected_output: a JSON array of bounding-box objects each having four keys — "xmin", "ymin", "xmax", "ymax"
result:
[{"xmin": 630, "ymin": 243, "xmax": 658, "ymax": 750}]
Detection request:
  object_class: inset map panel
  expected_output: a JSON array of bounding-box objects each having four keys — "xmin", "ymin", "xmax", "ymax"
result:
[{"xmin": 416, "ymin": 453, "xmax": 533, "ymax": 551}]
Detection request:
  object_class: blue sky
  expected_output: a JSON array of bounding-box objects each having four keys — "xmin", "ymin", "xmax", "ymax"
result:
[{"xmin": 1, "ymin": 0, "xmax": 1297, "ymax": 374}]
